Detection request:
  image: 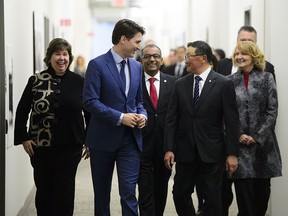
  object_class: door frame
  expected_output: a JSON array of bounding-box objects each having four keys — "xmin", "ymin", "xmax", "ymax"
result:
[{"xmin": 0, "ymin": 0, "xmax": 6, "ymax": 214}]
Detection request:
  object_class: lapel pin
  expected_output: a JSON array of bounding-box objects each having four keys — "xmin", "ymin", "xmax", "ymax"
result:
[{"xmin": 164, "ymin": 80, "xmax": 167, "ymax": 82}]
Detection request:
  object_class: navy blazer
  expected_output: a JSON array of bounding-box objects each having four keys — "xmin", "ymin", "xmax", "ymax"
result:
[
  {"xmin": 164, "ymin": 70, "xmax": 239, "ymax": 163},
  {"xmin": 83, "ymin": 50, "xmax": 147, "ymax": 152}
]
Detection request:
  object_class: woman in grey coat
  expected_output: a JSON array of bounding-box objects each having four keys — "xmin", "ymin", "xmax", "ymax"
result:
[{"xmin": 229, "ymin": 41, "xmax": 282, "ymax": 216}]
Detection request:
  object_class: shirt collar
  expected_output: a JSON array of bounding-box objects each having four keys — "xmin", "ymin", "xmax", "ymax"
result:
[
  {"xmin": 195, "ymin": 67, "xmax": 211, "ymax": 82},
  {"xmin": 111, "ymin": 48, "xmax": 127, "ymax": 64},
  {"xmin": 144, "ymin": 71, "xmax": 160, "ymax": 82}
]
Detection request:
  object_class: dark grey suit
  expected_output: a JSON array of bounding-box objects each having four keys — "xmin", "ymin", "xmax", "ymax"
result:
[
  {"xmin": 162, "ymin": 63, "xmax": 189, "ymax": 78},
  {"xmin": 138, "ymin": 72, "xmax": 176, "ymax": 216},
  {"xmin": 164, "ymin": 70, "xmax": 239, "ymax": 216}
]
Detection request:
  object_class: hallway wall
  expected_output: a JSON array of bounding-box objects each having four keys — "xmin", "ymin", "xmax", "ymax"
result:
[
  {"xmin": 4, "ymin": 0, "xmax": 92, "ymax": 215},
  {"xmin": 267, "ymin": 0, "xmax": 288, "ymax": 215}
]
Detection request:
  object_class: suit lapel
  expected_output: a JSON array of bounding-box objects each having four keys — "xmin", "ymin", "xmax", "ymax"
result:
[
  {"xmin": 127, "ymin": 59, "xmax": 139, "ymax": 99},
  {"xmin": 194, "ymin": 70, "xmax": 216, "ymax": 111},
  {"xmin": 105, "ymin": 51, "xmax": 126, "ymax": 95},
  {"xmin": 158, "ymin": 73, "xmax": 169, "ymax": 110},
  {"xmin": 183, "ymin": 75, "xmax": 194, "ymax": 114},
  {"xmin": 142, "ymin": 75, "xmax": 155, "ymax": 110}
]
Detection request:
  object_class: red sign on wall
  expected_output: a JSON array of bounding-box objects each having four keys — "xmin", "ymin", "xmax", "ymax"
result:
[
  {"xmin": 112, "ymin": 0, "xmax": 125, "ymax": 7},
  {"xmin": 60, "ymin": 19, "xmax": 71, "ymax": 26}
]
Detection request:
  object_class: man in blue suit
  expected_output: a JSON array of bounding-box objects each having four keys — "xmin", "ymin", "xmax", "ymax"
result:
[{"xmin": 83, "ymin": 19, "xmax": 147, "ymax": 216}]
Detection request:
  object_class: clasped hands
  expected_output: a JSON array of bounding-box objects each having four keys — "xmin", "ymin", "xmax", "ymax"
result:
[
  {"xmin": 122, "ymin": 113, "xmax": 146, "ymax": 129},
  {"xmin": 239, "ymin": 134, "xmax": 256, "ymax": 145}
]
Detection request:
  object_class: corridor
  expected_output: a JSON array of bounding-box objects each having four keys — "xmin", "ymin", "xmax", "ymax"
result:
[{"xmin": 18, "ymin": 159, "xmax": 238, "ymax": 215}]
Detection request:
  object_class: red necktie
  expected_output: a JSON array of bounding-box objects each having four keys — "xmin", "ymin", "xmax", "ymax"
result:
[{"xmin": 149, "ymin": 78, "xmax": 158, "ymax": 109}]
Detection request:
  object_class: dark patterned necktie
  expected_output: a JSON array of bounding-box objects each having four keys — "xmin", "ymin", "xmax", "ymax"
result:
[
  {"xmin": 149, "ymin": 77, "xmax": 158, "ymax": 109},
  {"xmin": 120, "ymin": 60, "xmax": 126, "ymax": 89},
  {"xmin": 193, "ymin": 76, "xmax": 202, "ymax": 106}
]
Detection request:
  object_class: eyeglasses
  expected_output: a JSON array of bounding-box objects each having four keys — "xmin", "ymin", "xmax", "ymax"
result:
[
  {"xmin": 142, "ymin": 54, "xmax": 162, "ymax": 60},
  {"xmin": 184, "ymin": 54, "xmax": 203, "ymax": 61}
]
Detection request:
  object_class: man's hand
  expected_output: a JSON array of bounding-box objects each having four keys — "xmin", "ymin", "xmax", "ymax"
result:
[
  {"xmin": 164, "ymin": 151, "xmax": 175, "ymax": 170},
  {"xmin": 22, "ymin": 140, "xmax": 37, "ymax": 156},
  {"xmin": 122, "ymin": 113, "xmax": 139, "ymax": 128},
  {"xmin": 136, "ymin": 114, "xmax": 146, "ymax": 129},
  {"xmin": 226, "ymin": 155, "xmax": 238, "ymax": 176}
]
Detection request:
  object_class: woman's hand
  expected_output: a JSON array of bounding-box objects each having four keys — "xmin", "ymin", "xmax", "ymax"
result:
[
  {"xmin": 239, "ymin": 134, "xmax": 256, "ymax": 145},
  {"xmin": 22, "ymin": 140, "xmax": 37, "ymax": 156}
]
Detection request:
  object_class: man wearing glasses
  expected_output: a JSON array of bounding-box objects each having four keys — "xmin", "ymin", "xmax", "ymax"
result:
[
  {"xmin": 164, "ymin": 41, "xmax": 239, "ymax": 216},
  {"xmin": 138, "ymin": 44, "xmax": 176, "ymax": 216}
]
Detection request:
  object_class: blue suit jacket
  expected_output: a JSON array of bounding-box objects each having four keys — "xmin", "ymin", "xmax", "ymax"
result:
[{"xmin": 83, "ymin": 50, "xmax": 147, "ymax": 152}]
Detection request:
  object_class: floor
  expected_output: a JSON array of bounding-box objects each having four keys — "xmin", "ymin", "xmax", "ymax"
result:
[{"xmin": 18, "ymin": 159, "xmax": 238, "ymax": 215}]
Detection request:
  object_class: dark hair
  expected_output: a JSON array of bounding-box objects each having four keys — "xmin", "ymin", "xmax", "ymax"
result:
[
  {"xmin": 141, "ymin": 44, "xmax": 162, "ymax": 56},
  {"xmin": 43, "ymin": 38, "xmax": 74, "ymax": 68},
  {"xmin": 238, "ymin": 25, "xmax": 257, "ymax": 35},
  {"xmin": 211, "ymin": 54, "xmax": 218, "ymax": 70},
  {"xmin": 187, "ymin": 41, "xmax": 213, "ymax": 63},
  {"xmin": 112, "ymin": 19, "xmax": 145, "ymax": 45},
  {"xmin": 214, "ymin": 49, "xmax": 226, "ymax": 59}
]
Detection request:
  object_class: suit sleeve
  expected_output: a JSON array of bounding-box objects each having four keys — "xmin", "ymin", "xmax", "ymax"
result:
[
  {"xmin": 135, "ymin": 67, "xmax": 147, "ymax": 118},
  {"xmin": 164, "ymin": 83, "xmax": 178, "ymax": 152},
  {"xmin": 265, "ymin": 61, "xmax": 276, "ymax": 81},
  {"xmin": 222, "ymin": 79, "xmax": 240, "ymax": 156},
  {"xmin": 82, "ymin": 59, "xmax": 122, "ymax": 125},
  {"xmin": 14, "ymin": 76, "xmax": 35, "ymax": 145}
]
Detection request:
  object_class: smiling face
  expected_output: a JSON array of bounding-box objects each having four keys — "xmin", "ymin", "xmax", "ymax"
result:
[
  {"xmin": 141, "ymin": 46, "xmax": 163, "ymax": 77},
  {"xmin": 185, "ymin": 46, "xmax": 204, "ymax": 75},
  {"xmin": 233, "ymin": 49, "xmax": 253, "ymax": 73},
  {"xmin": 50, "ymin": 49, "xmax": 70, "ymax": 75},
  {"xmin": 232, "ymin": 41, "xmax": 266, "ymax": 73},
  {"xmin": 121, "ymin": 32, "xmax": 143, "ymax": 58}
]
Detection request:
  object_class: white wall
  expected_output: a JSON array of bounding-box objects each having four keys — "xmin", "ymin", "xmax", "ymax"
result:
[
  {"xmin": 266, "ymin": 0, "xmax": 288, "ymax": 215},
  {"xmin": 4, "ymin": 0, "xmax": 92, "ymax": 215},
  {"xmin": 5, "ymin": 0, "xmax": 36, "ymax": 215}
]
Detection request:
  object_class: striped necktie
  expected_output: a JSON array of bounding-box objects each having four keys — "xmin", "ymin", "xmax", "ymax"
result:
[{"xmin": 193, "ymin": 76, "xmax": 202, "ymax": 106}]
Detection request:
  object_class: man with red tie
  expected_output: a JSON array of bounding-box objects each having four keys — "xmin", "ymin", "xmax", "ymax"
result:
[{"xmin": 138, "ymin": 44, "xmax": 176, "ymax": 216}]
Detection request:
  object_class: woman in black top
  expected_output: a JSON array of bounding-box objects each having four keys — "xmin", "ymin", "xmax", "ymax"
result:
[{"xmin": 14, "ymin": 38, "xmax": 89, "ymax": 216}]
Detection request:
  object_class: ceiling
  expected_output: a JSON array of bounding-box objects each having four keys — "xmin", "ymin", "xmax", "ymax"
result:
[{"xmin": 88, "ymin": 0, "xmax": 144, "ymax": 22}]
